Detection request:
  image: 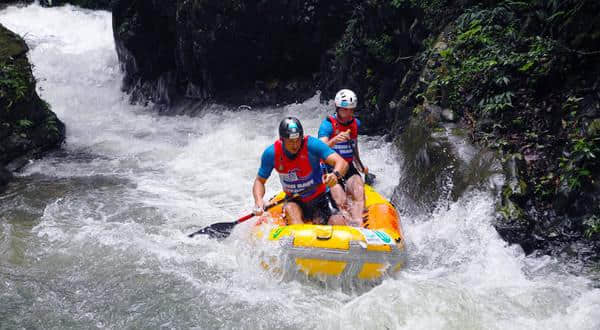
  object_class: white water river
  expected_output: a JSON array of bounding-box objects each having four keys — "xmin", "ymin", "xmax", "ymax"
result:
[{"xmin": 1, "ymin": 3, "xmax": 599, "ymax": 329}]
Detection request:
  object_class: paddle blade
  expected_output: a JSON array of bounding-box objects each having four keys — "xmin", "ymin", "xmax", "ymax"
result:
[
  {"xmin": 187, "ymin": 221, "xmax": 237, "ymax": 239},
  {"xmin": 187, "ymin": 212, "xmax": 256, "ymax": 239},
  {"xmin": 365, "ymin": 173, "xmax": 376, "ymax": 185}
]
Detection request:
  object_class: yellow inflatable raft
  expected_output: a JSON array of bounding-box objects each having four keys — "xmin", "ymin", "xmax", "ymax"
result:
[{"xmin": 254, "ymin": 185, "xmax": 406, "ymax": 280}]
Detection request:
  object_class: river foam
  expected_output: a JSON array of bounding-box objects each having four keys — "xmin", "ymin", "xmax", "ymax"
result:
[{"xmin": 0, "ymin": 3, "xmax": 598, "ymax": 329}]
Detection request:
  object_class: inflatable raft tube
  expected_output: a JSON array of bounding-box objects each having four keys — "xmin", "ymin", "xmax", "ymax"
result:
[{"xmin": 254, "ymin": 185, "xmax": 406, "ymax": 280}]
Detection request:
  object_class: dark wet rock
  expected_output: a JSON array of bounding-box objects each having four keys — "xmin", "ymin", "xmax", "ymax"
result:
[
  {"xmin": 317, "ymin": 1, "xmax": 426, "ymax": 134},
  {"xmin": 39, "ymin": 0, "xmax": 114, "ymax": 10},
  {"xmin": 393, "ymin": 120, "xmax": 452, "ymax": 214},
  {"xmin": 112, "ymin": 0, "xmax": 350, "ymax": 112},
  {"xmin": 441, "ymin": 108, "xmax": 456, "ymax": 122},
  {"xmin": 503, "ymin": 154, "xmax": 528, "ymax": 200},
  {"xmin": 0, "ymin": 1, "xmax": 34, "ymax": 8},
  {"xmin": 0, "ymin": 166, "xmax": 12, "ymax": 191},
  {"xmin": 383, "ymin": 0, "xmax": 600, "ymax": 266},
  {"xmin": 423, "ymin": 103, "xmax": 442, "ymax": 125},
  {"xmin": 0, "ymin": 24, "xmax": 65, "ymax": 190},
  {"xmin": 554, "ymin": 180, "xmax": 574, "ymax": 214}
]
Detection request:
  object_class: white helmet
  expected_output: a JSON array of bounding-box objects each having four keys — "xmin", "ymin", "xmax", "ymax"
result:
[{"xmin": 334, "ymin": 89, "xmax": 357, "ymax": 109}]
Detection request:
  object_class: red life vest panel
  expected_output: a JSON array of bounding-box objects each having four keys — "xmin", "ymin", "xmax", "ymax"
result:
[
  {"xmin": 328, "ymin": 115, "xmax": 358, "ymax": 162},
  {"xmin": 273, "ymin": 136, "xmax": 326, "ymax": 202}
]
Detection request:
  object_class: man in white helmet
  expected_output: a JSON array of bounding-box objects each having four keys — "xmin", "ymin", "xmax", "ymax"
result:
[{"xmin": 318, "ymin": 89, "xmax": 368, "ymax": 227}]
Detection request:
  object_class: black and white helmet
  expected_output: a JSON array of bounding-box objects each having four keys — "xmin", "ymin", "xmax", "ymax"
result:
[
  {"xmin": 278, "ymin": 117, "xmax": 304, "ymax": 140},
  {"xmin": 334, "ymin": 89, "xmax": 357, "ymax": 109}
]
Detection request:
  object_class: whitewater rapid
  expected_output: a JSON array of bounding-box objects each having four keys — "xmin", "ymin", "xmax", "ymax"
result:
[{"xmin": 1, "ymin": 3, "xmax": 598, "ymax": 329}]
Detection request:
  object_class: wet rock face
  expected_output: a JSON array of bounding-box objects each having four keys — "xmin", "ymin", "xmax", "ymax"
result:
[
  {"xmin": 39, "ymin": 0, "xmax": 114, "ymax": 10},
  {"xmin": 318, "ymin": 1, "xmax": 426, "ymax": 134},
  {"xmin": 0, "ymin": 24, "xmax": 65, "ymax": 191},
  {"xmin": 112, "ymin": 0, "xmax": 350, "ymax": 109},
  {"xmin": 0, "ymin": 1, "xmax": 34, "ymax": 6},
  {"xmin": 0, "ymin": 167, "xmax": 12, "ymax": 187},
  {"xmin": 393, "ymin": 120, "xmax": 459, "ymax": 215},
  {"xmin": 392, "ymin": 116, "xmax": 503, "ymax": 216}
]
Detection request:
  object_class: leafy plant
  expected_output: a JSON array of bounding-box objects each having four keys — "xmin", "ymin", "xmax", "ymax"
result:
[
  {"xmin": 16, "ymin": 119, "xmax": 33, "ymax": 128},
  {"xmin": 583, "ymin": 215, "xmax": 600, "ymax": 239},
  {"xmin": 0, "ymin": 60, "xmax": 30, "ymax": 110},
  {"xmin": 364, "ymin": 34, "xmax": 395, "ymax": 64},
  {"xmin": 559, "ymin": 136, "xmax": 599, "ymax": 189}
]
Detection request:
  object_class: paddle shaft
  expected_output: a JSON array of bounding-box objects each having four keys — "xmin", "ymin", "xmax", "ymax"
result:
[
  {"xmin": 234, "ymin": 196, "xmax": 288, "ymax": 225},
  {"xmin": 349, "ymin": 142, "xmax": 376, "ymax": 184},
  {"xmin": 187, "ymin": 197, "xmax": 288, "ymax": 238},
  {"xmin": 187, "ymin": 188, "xmax": 312, "ymax": 238}
]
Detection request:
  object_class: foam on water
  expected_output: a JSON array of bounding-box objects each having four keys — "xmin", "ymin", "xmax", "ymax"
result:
[{"xmin": 1, "ymin": 3, "xmax": 599, "ymax": 329}]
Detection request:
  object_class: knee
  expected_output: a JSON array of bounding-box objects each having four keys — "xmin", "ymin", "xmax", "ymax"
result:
[
  {"xmin": 282, "ymin": 204, "xmax": 292, "ymax": 216},
  {"xmin": 283, "ymin": 203, "xmax": 303, "ymax": 224},
  {"xmin": 328, "ymin": 215, "xmax": 348, "ymax": 226}
]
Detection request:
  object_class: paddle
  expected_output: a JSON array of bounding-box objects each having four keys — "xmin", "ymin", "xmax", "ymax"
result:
[
  {"xmin": 350, "ymin": 142, "xmax": 376, "ymax": 185},
  {"xmin": 187, "ymin": 190, "xmax": 305, "ymax": 239}
]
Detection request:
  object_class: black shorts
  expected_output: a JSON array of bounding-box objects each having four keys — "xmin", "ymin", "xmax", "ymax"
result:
[
  {"xmin": 343, "ymin": 163, "xmax": 361, "ymax": 181},
  {"xmin": 295, "ymin": 191, "xmax": 339, "ymax": 225},
  {"xmin": 325, "ymin": 163, "xmax": 361, "ymax": 189}
]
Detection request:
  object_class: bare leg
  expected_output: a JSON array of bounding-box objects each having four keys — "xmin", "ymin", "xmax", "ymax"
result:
[
  {"xmin": 329, "ymin": 183, "xmax": 347, "ymax": 211},
  {"xmin": 345, "ymin": 174, "xmax": 365, "ymax": 226},
  {"xmin": 327, "ymin": 213, "xmax": 348, "ymax": 226},
  {"xmin": 283, "ymin": 202, "xmax": 304, "ymax": 225}
]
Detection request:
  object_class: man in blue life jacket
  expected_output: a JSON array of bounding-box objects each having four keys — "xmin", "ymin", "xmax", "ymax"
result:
[
  {"xmin": 318, "ymin": 89, "xmax": 368, "ymax": 227},
  {"xmin": 253, "ymin": 117, "xmax": 350, "ymax": 225}
]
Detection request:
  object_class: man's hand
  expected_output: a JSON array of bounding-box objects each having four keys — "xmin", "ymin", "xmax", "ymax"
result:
[
  {"xmin": 322, "ymin": 172, "xmax": 338, "ymax": 187},
  {"xmin": 363, "ymin": 166, "xmax": 369, "ymax": 174},
  {"xmin": 331, "ymin": 129, "xmax": 351, "ymax": 145},
  {"xmin": 253, "ymin": 201, "xmax": 265, "ymax": 215}
]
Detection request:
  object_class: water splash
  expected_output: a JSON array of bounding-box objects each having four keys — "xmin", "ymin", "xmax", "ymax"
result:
[{"xmin": 0, "ymin": 3, "xmax": 599, "ymax": 329}]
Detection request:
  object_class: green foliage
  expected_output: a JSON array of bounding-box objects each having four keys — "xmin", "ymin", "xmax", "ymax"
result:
[
  {"xmin": 559, "ymin": 136, "xmax": 599, "ymax": 189},
  {"xmin": 429, "ymin": 4, "xmax": 558, "ymax": 119},
  {"xmin": 588, "ymin": 119, "xmax": 600, "ymax": 137},
  {"xmin": 583, "ymin": 215, "xmax": 600, "ymax": 239},
  {"xmin": 390, "ymin": 0, "xmax": 446, "ymax": 11},
  {"xmin": 0, "ymin": 60, "xmax": 30, "ymax": 110},
  {"xmin": 505, "ymin": 0, "xmax": 588, "ymax": 32},
  {"xmin": 499, "ymin": 201, "xmax": 524, "ymax": 220},
  {"xmin": 45, "ymin": 114, "xmax": 60, "ymax": 137},
  {"xmin": 534, "ymin": 172, "xmax": 556, "ymax": 199},
  {"xmin": 420, "ymin": 0, "xmax": 599, "ymax": 231},
  {"xmin": 556, "ymin": 96, "xmax": 600, "ymax": 190},
  {"xmin": 364, "ymin": 34, "xmax": 395, "ymax": 64},
  {"xmin": 16, "ymin": 119, "xmax": 33, "ymax": 128},
  {"xmin": 334, "ymin": 18, "xmax": 358, "ymax": 60},
  {"xmin": 478, "ymin": 91, "xmax": 515, "ymax": 115}
]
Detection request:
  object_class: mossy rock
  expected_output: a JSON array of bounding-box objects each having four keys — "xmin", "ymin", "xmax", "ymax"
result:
[
  {"xmin": 0, "ymin": 25, "xmax": 28, "ymax": 59},
  {"xmin": 0, "ymin": 24, "xmax": 65, "ymax": 171}
]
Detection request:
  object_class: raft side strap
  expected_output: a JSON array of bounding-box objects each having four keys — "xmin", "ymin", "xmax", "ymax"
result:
[
  {"xmin": 277, "ymin": 237, "xmax": 405, "ymax": 264},
  {"xmin": 340, "ymin": 242, "xmax": 365, "ymax": 278},
  {"xmin": 277, "ymin": 237, "xmax": 408, "ymax": 278}
]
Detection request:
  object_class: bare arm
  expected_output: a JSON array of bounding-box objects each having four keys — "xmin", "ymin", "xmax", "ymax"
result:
[
  {"xmin": 320, "ymin": 130, "xmax": 351, "ymax": 148},
  {"xmin": 325, "ymin": 152, "xmax": 348, "ymax": 176},
  {"xmin": 253, "ymin": 176, "xmax": 267, "ymax": 213},
  {"xmin": 322, "ymin": 153, "xmax": 349, "ymax": 186}
]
